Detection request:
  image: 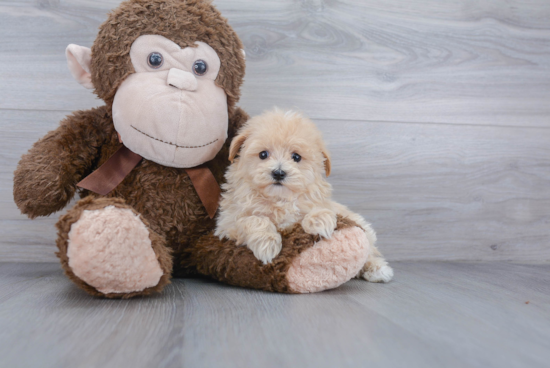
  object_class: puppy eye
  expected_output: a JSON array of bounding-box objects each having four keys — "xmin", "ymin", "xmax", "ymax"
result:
[
  {"xmin": 193, "ymin": 60, "xmax": 208, "ymax": 76},
  {"xmin": 259, "ymin": 151, "xmax": 269, "ymax": 160},
  {"xmin": 292, "ymin": 153, "xmax": 302, "ymax": 162},
  {"xmin": 147, "ymin": 52, "xmax": 164, "ymax": 69}
]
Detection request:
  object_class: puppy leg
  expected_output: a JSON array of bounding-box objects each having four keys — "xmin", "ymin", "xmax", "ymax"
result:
[
  {"xmin": 236, "ymin": 216, "xmax": 282, "ymax": 264},
  {"xmin": 302, "ymin": 208, "xmax": 337, "ymax": 239},
  {"xmin": 332, "ymin": 202, "xmax": 394, "ymax": 283}
]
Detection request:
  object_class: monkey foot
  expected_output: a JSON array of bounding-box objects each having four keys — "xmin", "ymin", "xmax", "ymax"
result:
[
  {"xmin": 286, "ymin": 226, "xmax": 370, "ymax": 293},
  {"xmin": 186, "ymin": 217, "xmax": 369, "ymax": 294},
  {"xmin": 66, "ymin": 205, "xmax": 164, "ymax": 294}
]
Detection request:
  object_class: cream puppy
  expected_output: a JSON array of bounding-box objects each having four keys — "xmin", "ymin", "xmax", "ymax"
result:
[{"xmin": 215, "ymin": 109, "xmax": 393, "ymax": 283}]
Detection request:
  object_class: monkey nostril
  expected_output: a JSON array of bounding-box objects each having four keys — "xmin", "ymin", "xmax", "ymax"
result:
[{"xmin": 272, "ymin": 169, "xmax": 286, "ymax": 181}]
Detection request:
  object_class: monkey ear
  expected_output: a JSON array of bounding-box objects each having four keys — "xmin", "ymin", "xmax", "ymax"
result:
[
  {"xmin": 322, "ymin": 149, "xmax": 332, "ymax": 177},
  {"xmin": 65, "ymin": 44, "xmax": 94, "ymax": 89},
  {"xmin": 228, "ymin": 132, "xmax": 248, "ymax": 163}
]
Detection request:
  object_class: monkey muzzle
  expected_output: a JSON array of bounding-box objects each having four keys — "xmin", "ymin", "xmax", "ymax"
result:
[
  {"xmin": 112, "ymin": 67, "xmax": 228, "ymax": 168},
  {"xmin": 110, "ymin": 35, "xmax": 229, "ymax": 168}
]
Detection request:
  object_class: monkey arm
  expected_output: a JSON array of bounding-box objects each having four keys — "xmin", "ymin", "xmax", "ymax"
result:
[{"xmin": 13, "ymin": 106, "xmax": 112, "ymax": 218}]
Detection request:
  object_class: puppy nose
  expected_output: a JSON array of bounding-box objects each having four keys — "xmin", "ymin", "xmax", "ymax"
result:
[
  {"xmin": 167, "ymin": 68, "xmax": 197, "ymax": 91},
  {"xmin": 272, "ymin": 169, "xmax": 286, "ymax": 181}
]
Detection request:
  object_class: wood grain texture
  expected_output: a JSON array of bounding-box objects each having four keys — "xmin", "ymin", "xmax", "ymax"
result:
[
  {"xmin": 1, "ymin": 0, "xmax": 550, "ymax": 262},
  {"xmin": 323, "ymin": 119, "xmax": 550, "ymax": 262},
  {"xmin": 0, "ymin": 0, "xmax": 116, "ymax": 112},
  {"xmin": 2, "ymin": 110, "xmax": 549, "ymax": 262},
  {"xmin": 0, "ymin": 262, "xmax": 549, "ymax": 368},
  {"xmin": 1, "ymin": 0, "xmax": 550, "ymax": 126},
  {"xmin": 223, "ymin": 0, "xmax": 550, "ymax": 127}
]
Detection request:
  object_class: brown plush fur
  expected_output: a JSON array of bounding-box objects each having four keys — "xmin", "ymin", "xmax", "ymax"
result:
[
  {"xmin": 56, "ymin": 196, "xmax": 173, "ymax": 298},
  {"xmin": 182, "ymin": 216, "xmax": 357, "ymax": 293},
  {"xmin": 14, "ymin": 107, "xmax": 112, "ymax": 218},
  {"xmin": 91, "ymin": 0, "xmax": 245, "ymax": 115},
  {"xmin": 13, "ymin": 0, "xmax": 250, "ymax": 297},
  {"xmin": 12, "ymin": 0, "xmax": 365, "ymax": 298}
]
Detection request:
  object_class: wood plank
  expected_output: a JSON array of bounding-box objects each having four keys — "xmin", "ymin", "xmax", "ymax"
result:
[
  {"xmin": 0, "ymin": 262, "xmax": 187, "ymax": 368},
  {"xmin": 0, "ymin": 262, "xmax": 549, "ymax": 368},
  {"xmin": 322, "ymin": 119, "xmax": 550, "ymax": 262},
  {"xmin": 2, "ymin": 110, "xmax": 550, "ymax": 262},
  {"xmin": 345, "ymin": 262, "xmax": 550, "ymax": 368},
  {"xmin": 0, "ymin": 1, "xmax": 117, "ymax": 112},
  {"xmin": 0, "ymin": 0, "xmax": 550, "ymax": 127},
  {"xmin": 179, "ymin": 277, "xmax": 466, "ymax": 368},
  {"xmin": 224, "ymin": 0, "xmax": 550, "ymax": 127}
]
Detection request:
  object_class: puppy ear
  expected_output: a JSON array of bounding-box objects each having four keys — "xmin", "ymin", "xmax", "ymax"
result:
[
  {"xmin": 229, "ymin": 132, "xmax": 248, "ymax": 163},
  {"xmin": 322, "ymin": 149, "xmax": 332, "ymax": 177}
]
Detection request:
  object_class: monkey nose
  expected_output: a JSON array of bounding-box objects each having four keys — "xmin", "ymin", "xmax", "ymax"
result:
[{"xmin": 167, "ymin": 68, "xmax": 197, "ymax": 91}]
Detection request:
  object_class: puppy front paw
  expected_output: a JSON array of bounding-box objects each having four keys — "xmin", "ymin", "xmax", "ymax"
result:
[
  {"xmin": 247, "ymin": 232, "xmax": 283, "ymax": 264},
  {"xmin": 302, "ymin": 209, "xmax": 337, "ymax": 239}
]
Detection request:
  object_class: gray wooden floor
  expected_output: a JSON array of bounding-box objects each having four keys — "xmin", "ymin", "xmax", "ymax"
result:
[{"xmin": 0, "ymin": 262, "xmax": 549, "ymax": 368}]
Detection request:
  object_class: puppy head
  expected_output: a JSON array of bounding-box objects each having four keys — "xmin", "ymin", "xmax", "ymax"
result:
[{"xmin": 228, "ymin": 109, "xmax": 331, "ymax": 200}]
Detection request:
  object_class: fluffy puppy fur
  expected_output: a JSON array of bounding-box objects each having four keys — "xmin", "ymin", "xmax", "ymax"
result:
[{"xmin": 215, "ymin": 109, "xmax": 393, "ymax": 283}]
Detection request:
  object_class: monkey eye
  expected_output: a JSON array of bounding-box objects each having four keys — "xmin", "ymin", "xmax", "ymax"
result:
[
  {"xmin": 192, "ymin": 60, "xmax": 208, "ymax": 76},
  {"xmin": 259, "ymin": 151, "xmax": 269, "ymax": 160},
  {"xmin": 147, "ymin": 52, "xmax": 164, "ymax": 69},
  {"xmin": 292, "ymin": 153, "xmax": 302, "ymax": 162}
]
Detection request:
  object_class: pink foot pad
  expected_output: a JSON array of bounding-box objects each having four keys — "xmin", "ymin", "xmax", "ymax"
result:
[
  {"xmin": 287, "ymin": 227, "xmax": 370, "ymax": 293},
  {"xmin": 67, "ymin": 205, "xmax": 163, "ymax": 294}
]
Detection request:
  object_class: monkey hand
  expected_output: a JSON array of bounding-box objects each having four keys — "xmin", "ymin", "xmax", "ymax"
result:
[{"xmin": 13, "ymin": 108, "xmax": 108, "ymax": 218}]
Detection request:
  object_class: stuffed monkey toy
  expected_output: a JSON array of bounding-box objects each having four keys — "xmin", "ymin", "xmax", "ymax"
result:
[{"xmin": 13, "ymin": 0, "xmax": 371, "ymax": 298}]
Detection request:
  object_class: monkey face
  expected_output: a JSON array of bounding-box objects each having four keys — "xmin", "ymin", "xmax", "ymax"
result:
[{"xmin": 112, "ymin": 35, "xmax": 228, "ymax": 168}]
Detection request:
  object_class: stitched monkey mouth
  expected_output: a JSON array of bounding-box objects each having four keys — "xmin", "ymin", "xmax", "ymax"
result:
[{"xmin": 130, "ymin": 125, "xmax": 218, "ymax": 149}]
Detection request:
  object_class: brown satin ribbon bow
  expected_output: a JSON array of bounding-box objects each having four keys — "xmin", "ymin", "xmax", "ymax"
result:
[{"xmin": 77, "ymin": 145, "xmax": 221, "ymax": 219}]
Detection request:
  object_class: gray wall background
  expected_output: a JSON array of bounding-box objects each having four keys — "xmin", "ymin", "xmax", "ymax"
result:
[{"xmin": 1, "ymin": 0, "xmax": 549, "ymax": 262}]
